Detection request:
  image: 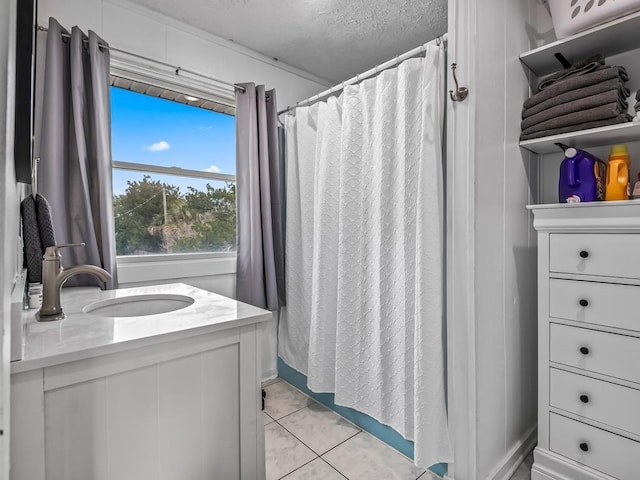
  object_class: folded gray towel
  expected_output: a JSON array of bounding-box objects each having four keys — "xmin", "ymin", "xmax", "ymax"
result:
[
  {"xmin": 522, "ymin": 78, "xmax": 629, "ymax": 119},
  {"xmin": 21, "ymin": 196, "xmax": 43, "ymax": 283},
  {"xmin": 520, "ymin": 114, "xmax": 632, "ymax": 141},
  {"xmin": 521, "ymin": 102, "xmax": 626, "ymax": 136},
  {"xmin": 20, "ymin": 193, "xmax": 57, "ymax": 284},
  {"xmin": 537, "ymin": 61, "xmax": 603, "ymax": 92},
  {"xmin": 521, "ymin": 90, "xmax": 628, "ymax": 131},
  {"xmin": 35, "ymin": 194, "xmax": 56, "ymax": 250},
  {"xmin": 523, "ymin": 66, "xmax": 629, "ymax": 110}
]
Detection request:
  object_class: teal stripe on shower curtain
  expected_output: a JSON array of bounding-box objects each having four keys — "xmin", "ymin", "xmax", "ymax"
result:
[{"xmin": 277, "ymin": 358, "xmax": 448, "ymax": 478}]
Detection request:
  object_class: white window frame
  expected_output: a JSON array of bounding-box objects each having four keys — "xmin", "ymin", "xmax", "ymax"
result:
[{"xmin": 110, "ymin": 52, "xmax": 238, "ymax": 283}]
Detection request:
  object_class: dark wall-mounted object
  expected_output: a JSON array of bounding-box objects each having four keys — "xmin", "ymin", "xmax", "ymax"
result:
[{"xmin": 14, "ymin": 0, "xmax": 37, "ymax": 184}]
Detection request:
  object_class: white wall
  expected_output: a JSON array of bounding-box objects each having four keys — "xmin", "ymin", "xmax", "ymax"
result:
[
  {"xmin": 37, "ymin": 0, "xmax": 330, "ymax": 110},
  {"xmin": 448, "ymin": 0, "xmax": 541, "ymax": 478},
  {"xmin": 474, "ymin": 0, "xmax": 539, "ymax": 477},
  {"xmin": 1, "ymin": 0, "xmax": 19, "ymax": 475}
]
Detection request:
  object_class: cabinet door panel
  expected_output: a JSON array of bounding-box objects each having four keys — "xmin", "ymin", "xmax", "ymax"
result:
[
  {"xmin": 106, "ymin": 365, "xmax": 158, "ymax": 480},
  {"xmin": 158, "ymin": 345, "xmax": 241, "ymax": 480},
  {"xmin": 45, "ymin": 379, "xmax": 108, "ymax": 480},
  {"xmin": 201, "ymin": 346, "xmax": 241, "ymax": 479}
]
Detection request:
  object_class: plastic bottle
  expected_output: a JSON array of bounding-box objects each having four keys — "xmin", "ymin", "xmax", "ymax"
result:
[
  {"xmin": 633, "ymin": 172, "xmax": 640, "ymax": 200},
  {"xmin": 557, "ymin": 144, "xmax": 606, "ymax": 203},
  {"xmin": 605, "ymin": 144, "xmax": 631, "ymax": 201}
]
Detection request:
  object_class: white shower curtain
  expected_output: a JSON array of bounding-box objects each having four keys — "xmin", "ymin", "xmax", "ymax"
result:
[{"xmin": 279, "ymin": 42, "xmax": 452, "ymax": 469}]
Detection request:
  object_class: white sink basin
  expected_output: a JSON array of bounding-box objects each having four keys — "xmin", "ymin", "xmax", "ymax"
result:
[{"xmin": 83, "ymin": 294, "xmax": 195, "ymax": 318}]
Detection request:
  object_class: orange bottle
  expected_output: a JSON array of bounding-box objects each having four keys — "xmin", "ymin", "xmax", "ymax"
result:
[{"xmin": 605, "ymin": 144, "xmax": 631, "ymax": 201}]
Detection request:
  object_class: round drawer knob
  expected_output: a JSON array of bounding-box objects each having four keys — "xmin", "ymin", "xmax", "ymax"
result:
[
  {"xmin": 579, "ymin": 299, "xmax": 589, "ymax": 307},
  {"xmin": 580, "ymin": 346, "xmax": 590, "ymax": 355},
  {"xmin": 579, "ymin": 442, "xmax": 589, "ymax": 452},
  {"xmin": 580, "ymin": 394, "xmax": 590, "ymax": 404},
  {"xmin": 579, "ymin": 250, "xmax": 590, "ymax": 259}
]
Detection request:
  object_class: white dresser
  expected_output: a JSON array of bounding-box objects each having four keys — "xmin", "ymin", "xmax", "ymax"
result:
[{"xmin": 529, "ymin": 202, "xmax": 640, "ymax": 480}]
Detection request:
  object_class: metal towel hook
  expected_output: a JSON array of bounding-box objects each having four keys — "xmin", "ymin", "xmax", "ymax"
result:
[{"xmin": 449, "ymin": 63, "xmax": 469, "ymax": 102}]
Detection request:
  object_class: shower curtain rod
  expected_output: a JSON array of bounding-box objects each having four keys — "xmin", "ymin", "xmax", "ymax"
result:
[
  {"xmin": 278, "ymin": 33, "xmax": 448, "ymax": 115},
  {"xmin": 36, "ymin": 25, "xmax": 246, "ymax": 93}
]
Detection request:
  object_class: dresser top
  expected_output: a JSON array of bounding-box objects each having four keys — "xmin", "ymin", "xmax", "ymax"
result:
[{"xmin": 527, "ymin": 201, "xmax": 640, "ymax": 232}]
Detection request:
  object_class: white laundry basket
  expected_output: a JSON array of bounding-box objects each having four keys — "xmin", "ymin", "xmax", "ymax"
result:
[{"xmin": 548, "ymin": 0, "xmax": 640, "ymax": 39}]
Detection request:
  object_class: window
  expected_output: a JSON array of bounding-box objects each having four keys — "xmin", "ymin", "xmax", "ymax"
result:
[{"xmin": 110, "ymin": 80, "xmax": 236, "ymax": 257}]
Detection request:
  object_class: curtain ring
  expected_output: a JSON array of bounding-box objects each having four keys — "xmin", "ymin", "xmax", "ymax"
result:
[
  {"xmin": 395, "ymin": 55, "xmax": 401, "ymax": 66},
  {"xmin": 356, "ymin": 74, "xmax": 360, "ymax": 83}
]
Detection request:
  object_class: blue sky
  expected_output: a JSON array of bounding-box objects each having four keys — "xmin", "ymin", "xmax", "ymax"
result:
[{"xmin": 110, "ymin": 86, "xmax": 235, "ymax": 195}]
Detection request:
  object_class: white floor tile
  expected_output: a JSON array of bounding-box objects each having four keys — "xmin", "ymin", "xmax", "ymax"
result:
[
  {"xmin": 264, "ymin": 411, "xmax": 274, "ymax": 426},
  {"xmin": 265, "ymin": 422, "xmax": 317, "ymax": 480},
  {"xmin": 281, "ymin": 458, "xmax": 346, "ymax": 479},
  {"xmin": 279, "ymin": 402, "xmax": 360, "ymax": 455},
  {"xmin": 417, "ymin": 471, "xmax": 442, "ymax": 479},
  {"xmin": 263, "ymin": 377, "xmax": 283, "ymax": 388},
  {"xmin": 322, "ymin": 432, "xmax": 425, "ymax": 480},
  {"xmin": 509, "ymin": 451, "xmax": 533, "ymax": 480},
  {"xmin": 264, "ymin": 380, "xmax": 313, "ymax": 420}
]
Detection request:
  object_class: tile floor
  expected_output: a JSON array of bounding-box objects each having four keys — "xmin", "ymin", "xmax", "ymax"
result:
[
  {"xmin": 262, "ymin": 378, "xmax": 438, "ymax": 480},
  {"xmin": 263, "ymin": 377, "xmax": 534, "ymax": 480},
  {"xmin": 508, "ymin": 451, "xmax": 534, "ymax": 480}
]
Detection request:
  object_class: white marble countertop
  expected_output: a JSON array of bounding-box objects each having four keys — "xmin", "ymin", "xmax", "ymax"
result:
[{"xmin": 11, "ymin": 283, "xmax": 272, "ymax": 374}]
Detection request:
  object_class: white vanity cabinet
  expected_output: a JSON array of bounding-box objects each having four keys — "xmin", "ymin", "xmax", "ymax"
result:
[
  {"xmin": 9, "ymin": 284, "xmax": 270, "ymax": 480},
  {"xmin": 529, "ymin": 203, "xmax": 640, "ymax": 480}
]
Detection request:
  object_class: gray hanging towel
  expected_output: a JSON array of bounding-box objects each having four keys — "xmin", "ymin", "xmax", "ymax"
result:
[
  {"xmin": 21, "ymin": 196, "xmax": 44, "ymax": 283},
  {"xmin": 35, "ymin": 194, "xmax": 56, "ymax": 250}
]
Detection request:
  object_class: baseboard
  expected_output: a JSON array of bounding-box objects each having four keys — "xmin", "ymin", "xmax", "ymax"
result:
[{"xmin": 486, "ymin": 425, "xmax": 537, "ymax": 480}]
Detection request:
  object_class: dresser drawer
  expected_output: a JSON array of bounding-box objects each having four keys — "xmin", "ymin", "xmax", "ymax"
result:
[
  {"xmin": 550, "ymin": 413, "xmax": 640, "ymax": 480},
  {"xmin": 549, "ymin": 234, "xmax": 640, "ymax": 279},
  {"xmin": 550, "ymin": 323, "xmax": 640, "ymax": 384},
  {"xmin": 549, "ymin": 278, "xmax": 640, "ymax": 332},
  {"xmin": 550, "ymin": 368, "xmax": 640, "ymax": 436}
]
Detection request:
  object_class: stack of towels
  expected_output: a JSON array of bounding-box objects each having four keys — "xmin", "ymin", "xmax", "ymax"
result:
[
  {"xmin": 521, "ymin": 62, "xmax": 632, "ymax": 141},
  {"xmin": 633, "ymin": 91, "xmax": 640, "ymax": 120}
]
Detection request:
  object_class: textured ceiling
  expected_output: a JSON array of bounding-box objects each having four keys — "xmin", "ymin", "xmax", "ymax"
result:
[{"xmin": 127, "ymin": 0, "xmax": 448, "ymax": 84}]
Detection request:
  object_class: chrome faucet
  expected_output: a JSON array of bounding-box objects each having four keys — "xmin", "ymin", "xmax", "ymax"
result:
[{"xmin": 37, "ymin": 243, "xmax": 112, "ymax": 322}]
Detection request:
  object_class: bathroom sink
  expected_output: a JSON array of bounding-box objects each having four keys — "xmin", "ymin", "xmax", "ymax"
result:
[{"xmin": 83, "ymin": 294, "xmax": 195, "ymax": 317}]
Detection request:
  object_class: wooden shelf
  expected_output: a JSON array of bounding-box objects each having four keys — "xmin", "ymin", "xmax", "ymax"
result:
[
  {"xmin": 520, "ymin": 10, "xmax": 640, "ymax": 76},
  {"xmin": 519, "ymin": 121, "xmax": 640, "ymax": 154}
]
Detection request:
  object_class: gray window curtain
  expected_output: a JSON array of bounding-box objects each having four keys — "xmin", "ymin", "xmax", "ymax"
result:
[
  {"xmin": 235, "ymin": 83, "xmax": 285, "ymax": 310},
  {"xmin": 39, "ymin": 18, "xmax": 117, "ymax": 288}
]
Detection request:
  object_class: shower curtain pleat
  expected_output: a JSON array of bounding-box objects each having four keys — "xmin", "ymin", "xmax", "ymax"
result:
[
  {"xmin": 307, "ymin": 97, "xmax": 342, "ymax": 393},
  {"xmin": 280, "ymin": 42, "xmax": 451, "ymax": 469},
  {"xmin": 279, "ymin": 106, "xmax": 318, "ymax": 373}
]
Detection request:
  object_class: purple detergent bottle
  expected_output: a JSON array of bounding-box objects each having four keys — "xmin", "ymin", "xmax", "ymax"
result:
[{"xmin": 557, "ymin": 143, "xmax": 606, "ymax": 203}]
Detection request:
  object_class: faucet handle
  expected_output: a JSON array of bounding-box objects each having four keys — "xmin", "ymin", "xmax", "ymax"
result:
[{"xmin": 44, "ymin": 243, "xmax": 86, "ymax": 260}]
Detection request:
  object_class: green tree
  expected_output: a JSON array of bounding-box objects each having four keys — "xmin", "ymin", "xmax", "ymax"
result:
[
  {"xmin": 175, "ymin": 183, "xmax": 236, "ymax": 252},
  {"xmin": 113, "ymin": 175, "xmax": 183, "ymax": 255},
  {"xmin": 113, "ymin": 176, "xmax": 236, "ymax": 255}
]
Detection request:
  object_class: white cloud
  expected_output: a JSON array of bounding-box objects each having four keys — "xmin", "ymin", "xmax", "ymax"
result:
[
  {"xmin": 198, "ymin": 125, "xmax": 213, "ymax": 131},
  {"xmin": 204, "ymin": 165, "xmax": 221, "ymax": 173},
  {"xmin": 144, "ymin": 141, "xmax": 170, "ymax": 152}
]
